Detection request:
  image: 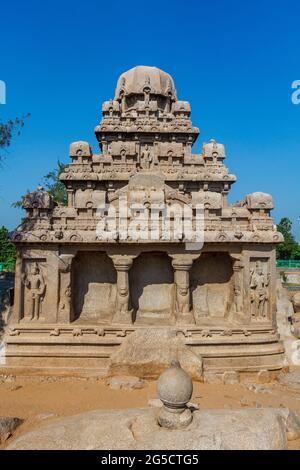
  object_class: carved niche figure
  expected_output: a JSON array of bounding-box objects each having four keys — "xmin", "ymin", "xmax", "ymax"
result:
[
  {"xmin": 232, "ymin": 258, "xmax": 244, "ymax": 316},
  {"xmin": 176, "ymin": 285, "xmax": 190, "ymax": 315},
  {"xmin": 58, "ymin": 254, "xmax": 74, "ymax": 322},
  {"xmin": 22, "ymin": 262, "xmax": 46, "ymax": 320},
  {"xmin": 250, "ymin": 261, "xmax": 270, "ymax": 320},
  {"xmin": 110, "ymin": 255, "xmax": 134, "ymax": 324},
  {"xmin": 143, "ymin": 75, "xmax": 151, "ymax": 108},
  {"xmin": 234, "ymin": 285, "xmax": 243, "ymax": 314},
  {"xmin": 116, "ymin": 284, "xmax": 130, "ymax": 316},
  {"xmin": 59, "ymin": 285, "xmax": 71, "ymax": 314},
  {"xmin": 140, "ymin": 144, "xmax": 152, "ymax": 170},
  {"xmin": 120, "ymin": 148, "xmax": 126, "ymax": 163}
]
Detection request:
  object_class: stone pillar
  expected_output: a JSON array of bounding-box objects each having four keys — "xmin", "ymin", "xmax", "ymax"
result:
[
  {"xmin": 11, "ymin": 251, "xmax": 23, "ymax": 323},
  {"xmin": 58, "ymin": 254, "xmax": 74, "ymax": 323},
  {"xmin": 230, "ymin": 254, "xmax": 247, "ymax": 323},
  {"xmin": 102, "ymin": 140, "xmax": 108, "ymax": 154},
  {"xmin": 67, "ymin": 187, "xmax": 74, "ymax": 208},
  {"xmin": 109, "ymin": 255, "xmax": 135, "ymax": 324},
  {"xmin": 222, "ymin": 183, "xmax": 229, "ymax": 208},
  {"xmin": 170, "ymin": 254, "xmax": 200, "ymax": 325}
]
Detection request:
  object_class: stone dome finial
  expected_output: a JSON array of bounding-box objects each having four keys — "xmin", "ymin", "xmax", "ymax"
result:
[
  {"xmin": 114, "ymin": 66, "xmax": 177, "ymax": 101},
  {"xmin": 157, "ymin": 360, "xmax": 193, "ymax": 429}
]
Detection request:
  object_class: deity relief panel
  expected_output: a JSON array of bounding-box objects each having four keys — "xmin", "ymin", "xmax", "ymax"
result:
[
  {"xmin": 140, "ymin": 144, "xmax": 153, "ymax": 170},
  {"xmin": 249, "ymin": 258, "xmax": 270, "ymax": 321},
  {"xmin": 21, "ymin": 260, "xmax": 46, "ymax": 321}
]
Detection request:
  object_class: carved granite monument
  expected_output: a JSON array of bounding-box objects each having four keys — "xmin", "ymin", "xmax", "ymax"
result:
[{"xmin": 4, "ymin": 65, "xmax": 285, "ymax": 381}]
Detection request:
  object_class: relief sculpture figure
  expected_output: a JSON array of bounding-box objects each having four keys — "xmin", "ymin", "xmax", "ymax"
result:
[
  {"xmin": 250, "ymin": 262, "xmax": 270, "ymax": 319},
  {"xmin": 22, "ymin": 262, "xmax": 46, "ymax": 320}
]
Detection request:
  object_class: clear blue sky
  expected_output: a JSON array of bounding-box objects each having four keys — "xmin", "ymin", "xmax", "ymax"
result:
[{"xmin": 1, "ymin": 0, "xmax": 300, "ymax": 239}]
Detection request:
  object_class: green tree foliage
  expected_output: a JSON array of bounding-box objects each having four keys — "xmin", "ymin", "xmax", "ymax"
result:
[
  {"xmin": 277, "ymin": 217, "xmax": 300, "ymax": 259},
  {"xmin": 0, "ymin": 114, "xmax": 30, "ymax": 161},
  {"xmin": 42, "ymin": 161, "xmax": 68, "ymax": 205},
  {"xmin": 0, "ymin": 115, "xmax": 29, "ymax": 270},
  {"xmin": 13, "ymin": 160, "xmax": 68, "ymax": 208},
  {"xmin": 292, "ymin": 244, "xmax": 300, "ymax": 260},
  {"xmin": 0, "ymin": 226, "xmax": 16, "ymax": 265}
]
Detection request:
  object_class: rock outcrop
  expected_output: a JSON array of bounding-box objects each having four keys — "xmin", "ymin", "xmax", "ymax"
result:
[
  {"xmin": 276, "ymin": 279, "xmax": 300, "ymax": 365},
  {"xmin": 107, "ymin": 328, "xmax": 203, "ymax": 381},
  {"xmin": 6, "ymin": 407, "xmax": 299, "ymax": 450},
  {"xmin": 0, "ymin": 416, "xmax": 23, "ymax": 444}
]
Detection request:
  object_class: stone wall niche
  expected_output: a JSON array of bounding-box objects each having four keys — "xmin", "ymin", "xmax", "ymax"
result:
[
  {"xmin": 190, "ymin": 252, "xmax": 234, "ymax": 324},
  {"xmin": 21, "ymin": 258, "xmax": 47, "ymax": 321},
  {"xmin": 129, "ymin": 252, "xmax": 174, "ymax": 324},
  {"xmin": 249, "ymin": 257, "xmax": 270, "ymax": 322},
  {"xmin": 72, "ymin": 251, "xmax": 117, "ymax": 322}
]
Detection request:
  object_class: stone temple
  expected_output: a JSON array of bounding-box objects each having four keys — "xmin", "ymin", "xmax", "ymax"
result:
[{"xmin": 5, "ymin": 66, "xmax": 285, "ymax": 381}]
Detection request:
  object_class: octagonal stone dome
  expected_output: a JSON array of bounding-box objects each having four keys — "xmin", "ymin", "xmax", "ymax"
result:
[{"xmin": 114, "ymin": 65, "xmax": 177, "ymax": 101}]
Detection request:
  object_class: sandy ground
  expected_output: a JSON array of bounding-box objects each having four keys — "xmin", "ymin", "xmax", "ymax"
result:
[{"xmin": 1, "ymin": 373, "xmax": 300, "ymax": 450}]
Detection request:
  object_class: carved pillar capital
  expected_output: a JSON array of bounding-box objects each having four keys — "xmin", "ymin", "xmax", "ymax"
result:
[
  {"xmin": 109, "ymin": 255, "xmax": 136, "ymax": 271},
  {"xmin": 229, "ymin": 253, "xmax": 241, "ymax": 261},
  {"xmin": 232, "ymin": 260, "xmax": 244, "ymax": 272},
  {"xmin": 58, "ymin": 254, "xmax": 75, "ymax": 273},
  {"xmin": 229, "ymin": 254, "xmax": 244, "ymax": 269},
  {"xmin": 169, "ymin": 253, "xmax": 200, "ymax": 271}
]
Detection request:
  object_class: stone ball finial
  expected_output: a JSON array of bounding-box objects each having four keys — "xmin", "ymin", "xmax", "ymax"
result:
[{"xmin": 157, "ymin": 360, "xmax": 193, "ymax": 429}]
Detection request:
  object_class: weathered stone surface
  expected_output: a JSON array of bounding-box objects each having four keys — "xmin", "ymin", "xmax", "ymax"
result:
[
  {"xmin": 291, "ymin": 292, "xmax": 300, "ymax": 339},
  {"xmin": 108, "ymin": 375, "xmax": 145, "ymax": 390},
  {"xmin": 276, "ymin": 280, "xmax": 294, "ymax": 316},
  {"xmin": 222, "ymin": 371, "xmax": 240, "ymax": 385},
  {"xmin": 7, "ymin": 407, "xmax": 291, "ymax": 450},
  {"xmin": 157, "ymin": 406, "xmax": 192, "ymax": 430},
  {"xmin": 0, "ymin": 417, "xmax": 23, "ymax": 443},
  {"xmin": 279, "ymin": 370, "xmax": 300, "ymax": 389},
  {"xmin": 108, "ymin": 329, "xmax": 203, "ymax": 381},
  {"xmin": 257, "ymin": 369, "xmax": 271, "ymax": 383},
  {"xmin": 285, "ymin": 410, "xmax": 300, "ymax": 441},
  {"xmin": 276, "ymin": 279, "xmax": 300, "ymax": 365},
  {"xmin": 4, "ymin": 65, "xmax": 284, "ymax": 380},
  {"xmin": 292, "ymin": 292, "xmax": 300, "ymax": 313}
]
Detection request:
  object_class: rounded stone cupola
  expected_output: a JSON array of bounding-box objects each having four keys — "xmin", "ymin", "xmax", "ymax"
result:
[{"xmin": 115, "ymin": 65, "xmax": 177, "ymax": 101}]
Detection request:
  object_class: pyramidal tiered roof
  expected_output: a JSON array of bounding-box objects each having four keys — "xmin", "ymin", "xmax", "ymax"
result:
[{"xmin": 13, "ymin": 66, "xmax": 282, "ymax": 245}]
